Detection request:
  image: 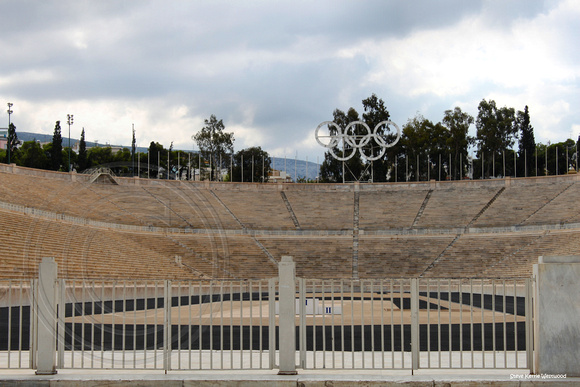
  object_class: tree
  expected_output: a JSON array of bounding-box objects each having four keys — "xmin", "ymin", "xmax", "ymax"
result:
[
  {"xmin": 77, "ymin": 128, "xmax": 88, "ymax": 171},
  {"xmin": 319, "ymin": 107, "xmax": 365, "ymax": 182},
  {"xmin": 131, "ymin": 126, "xmax": 136, "ymax": 176},
  {"xmin": 232, "ymin": 147, "xmax": 272, "ymax": 182},
  {"xmin": 443, "ymin": 107, "xmax": 474, "ymax": 180},
  {"xmin": 194, "ymin": 115, "xmax": 234, "ymax": 181},
  {"xmin": 362, "ymin": 94, "xmax": 394, "ymax": 182},
  {"xmin": 475, "ymin": 99, "xmax": 517, "ymax": 177},
  {"xmin": 401, "ymin": 114, "xmax": 449, "ymax": 181},
  {"xmin": 148, "ymin": 141, "xmax": 165, "ymax": 178},
  {"xmin": 51, "ymin": 121, "xmax": 63, "ymax": 171},
  {"xmin": 6, "ymin": 122, "xmax": 20, "ymax": 164},
  {"xmin": 16, "ymin": 140, "xmax": 49, "ymax": 169},
  {"xmin": 517, "ymin": 106, "xmax": 535, "ymax": 177},
  {"xmin": 87, "ymin": 146, "xmax": 113, "ymax": 168}
]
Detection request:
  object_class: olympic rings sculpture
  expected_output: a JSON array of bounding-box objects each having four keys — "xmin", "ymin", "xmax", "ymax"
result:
[{"xmin": 315, "ymin": 120, "xmax": 401, "ymax": 161}]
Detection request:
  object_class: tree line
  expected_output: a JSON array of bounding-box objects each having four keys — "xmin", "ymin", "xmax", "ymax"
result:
[
  {"xmin": 0, "ymin": 115, "xmax": 272, "ymax": 182},
  {"xmin": 2, "ymin": 98, "xmax": 578, "ymax": 182},
  {"xmin": 320, "ymin": 94, "xmax": 580, "ymax": 182}
]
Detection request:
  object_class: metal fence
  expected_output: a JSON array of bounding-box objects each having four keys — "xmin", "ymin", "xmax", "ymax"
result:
[
  {"xmin": 296, "ymin": 278, "xmax": 533, "ymax": 371},
  {"xmin": 0, "ymin": 267, "xmax": 534, "ymax": 373}
]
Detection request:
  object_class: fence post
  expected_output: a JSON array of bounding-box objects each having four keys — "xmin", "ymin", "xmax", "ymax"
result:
[
  {"xmin": 410, "ymin": 278, "xmax": 420, "ymax": 372},
  {"xmin": 277, "ymin": 256, "xmax": 297, "ymax": 375},
  {"xmin": 35, "ymin": 257, "xmax": 58, "ymax": 375},
  {"xmin": 533, "ymin": 255, "xmax": 580, "ymax": 376}
]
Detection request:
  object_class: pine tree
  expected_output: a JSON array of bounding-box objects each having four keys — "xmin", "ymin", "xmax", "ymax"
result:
[{"xmin": 51, "ymin": 121, "xmax": 63, "ymax": 171}]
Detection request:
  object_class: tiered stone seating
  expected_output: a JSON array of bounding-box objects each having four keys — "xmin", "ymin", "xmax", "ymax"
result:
[
  {"xmin": 0, "ymin": 208, "xmax": 204, "ymax": 280},
  {"xmin": 422, "ymin": 233, "xmax": 542, "ymax": 278},
  {"xmin": 472, "ymin": 182, "xmax": 571, "ymax": 227},
  {"xmin": 212, "ymin": 189, "xmax": 295, "ymax": 230},
  {"xmin": 482, "ymin": 230, "xmax": 580, "ymax": 277},
  {"xmin": 2, "ymin": 166, "xmax": 579, "ymax": 281},
  {"xmin": 521, "ymin": 182, "xmax": 580, "ymax": 225},
  {"xmin": 171, "ymin": 234, "xmax": 278, "ymax": 279},
  {"xmin": 256, "ymin": 236, "xmax": 353, "ymax": 278},
  {"xmin": 358, "ymin": 190, "xmax": 426, "ymax": 229},
  {"xmin": 284, "ymin": 191, "xmax": 354, "ymax": 230},
  {"xmin": 358, "ymin": 235, "xmax": 455, "ymax": 277},
  {"xmin": 416, "ymin": 186, "xmax": 498, "ymax": 228}
]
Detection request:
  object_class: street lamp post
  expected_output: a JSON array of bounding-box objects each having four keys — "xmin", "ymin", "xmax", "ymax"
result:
[
  {"xmin": 7, "ymin": 103, "xmax": 13, "ymax": 164},
  {"xmin": 67, "ymin": 114, "xmax": 74, "ymax": 172}
]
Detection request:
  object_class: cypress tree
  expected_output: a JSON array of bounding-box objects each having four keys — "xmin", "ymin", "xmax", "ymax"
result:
[
  {"xmin": 78, "ymin": 128, "xmax": 87, "ymax": 171},
  {"xmin": 517, "ymin": 106, "xmax": 535, "ymax": 176},
  {"xmin": 51, "ymin": 121, "xmax": 63, "ymax": 171}
]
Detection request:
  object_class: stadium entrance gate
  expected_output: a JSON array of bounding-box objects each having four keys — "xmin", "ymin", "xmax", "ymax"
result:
[{"xmin": 0, "ymin": 257, "xmax": 533, "ymax": 374}]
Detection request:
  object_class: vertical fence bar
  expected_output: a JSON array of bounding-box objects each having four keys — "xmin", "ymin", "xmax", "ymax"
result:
[
  {"xmin": 209, "ymin": 281, "xmax": 213, "ymax": 370},
  {"xmin": 331, "ymin": 280, "xmax": 336, "ymax": 369},
  {"xmin": 249, "ymin": 280, "xmax": 253, "ymax": 369},
  {"xmin": 503, "ymin": 280, "xmax": 507, "ymax": 368},
  {"xmin": 321, "ymin": 280, "xmax": 326, "ymax": 369},
  {"xmin": 459, "ymin": 280, "xmax": 464, "ymax": 368},
  {"xmin": 340, "ymin": 279, "xmax": 345, "ymax": 370},
  {"xmin": 163, "ymin": 280, "xmax": 171, "ymax": 372},
  {"xmin": 239, "ymin": 281, "xmax": 244, "ymax": 369},
  {"xmin": 448, "ymin": 279, "xmax": 452, "ymax": 368},
  {"xmin": 426, "ymin": 279, "xmax": 431, "ymax": 369},
  {"xmin": 81, "ymin": 281, "xmax": 86, "ymax": 369},
  {"xmin": 481, "ymin": 279, "xmax": 485, "ymax": 368},
  {"xmin": 470, "ymin": 279, "xmax": 474, "ymax": 368},
  {"xmin": 525, "ymin": 278, "xmax": 533, "ymax": 372},
  {"xmin": 259, "ymin": 281, "xmax": 264, "ymax": 369},
  {"xmin": 370, "ymin": 280, "xmax": 374, "ymax": 369},
  {"xmin": 100, "ymin": 281, "xmax": 105, "ymax": 369},
  {"xmin": 229, "ymin": 281, "xmax": 234, "ymax": 369},
  {"xmin": 57, "ymin": 279, "xmax": 65, "ymax": 369},
  {"xmin": 30, "ymin": 279, "xmax": 37, "ymax": 370},
  {"xmin": 360, "ymin": 281, "xmax": 365, "ymax": 369},
  {"xmin": 492, "ymin": 280, "xmax": 496, "ymax": 368},
  {"xmin": 71, "ymin": 279, "xmax": 76, "ymax": 369},
  {"xmin": 299, "ymin": 278, "xmax": 306, "ymax": 369},
  {"xmin": 268, "ymin": 278, "xmax": 276, "ymax": 370}
]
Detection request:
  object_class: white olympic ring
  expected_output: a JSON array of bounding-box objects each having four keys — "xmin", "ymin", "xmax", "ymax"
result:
[{"xmin": 315, "ymin": 120, "xmax": 401, "ymax": 161}]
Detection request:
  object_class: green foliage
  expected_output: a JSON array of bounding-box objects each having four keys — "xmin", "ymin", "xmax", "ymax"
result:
[
  {"xmin": 362, "ymin": 94, "xmax": 393, "ymax": 182},
  {"xmin": 443, "ymin": 107, "xmax": 474, "ymax": 180},
  {"xmin": 51, "ymin": 121, "xmax": 63, "ymax": 171},
  {"xmin": 77, "ymin": 128, "xmax": 88, "ymax": 171},
  {"xmin": 475, "ymin": 99, "xmax": 517, "ymax": 177},
  {"xmin": 194, "ymin": 115, "xmax": 234, "ymax": 181},
  {"xmin": 319, "ymin": 107, "xmax": 365, "ymax": 182},
  {"xmin": 7, "ymin": 123, "xmax": 20, "ymax": 164},
  {"xmin": 517, "ymin": 106, "xmax": 535, "ymax": 176},
  {"xmin": 15, "ymin": 140, "xmax": 49, "ymax": 169},
  {"xmin": 87, "ymin": 146, "xmax": 113, "ymax": 168},
  {"xmin": 232, "ymin": 146, "xmax": 271, "ymax": 182}
]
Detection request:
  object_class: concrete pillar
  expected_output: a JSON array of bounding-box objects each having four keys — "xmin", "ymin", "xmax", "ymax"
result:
[
  {"xmin": 277, "ymin": 256, "xmax": 297, "ymax": 375},
  {"xmin": 36, "ymin": 257, "xmax": 58, "ymax": 375},
  {"xmin": 533, "ymin": 255, "xmax": 580, "ymax": 376}
]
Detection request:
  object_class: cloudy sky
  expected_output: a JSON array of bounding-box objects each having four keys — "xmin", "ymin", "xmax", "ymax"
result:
[{"xmin": 2, "ymin": 0, "xmax": 579, "ymax": 161}]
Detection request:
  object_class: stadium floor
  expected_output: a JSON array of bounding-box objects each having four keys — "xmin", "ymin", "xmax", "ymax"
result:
[{"xmin": 0, "ymin": 368, "xmax": 577, "ymax": 386}]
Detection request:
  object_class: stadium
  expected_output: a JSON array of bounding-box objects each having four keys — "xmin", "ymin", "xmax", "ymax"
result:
[{"xmin": 0, "ymin": 164, "xmax": 579, "ymax": 385}]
